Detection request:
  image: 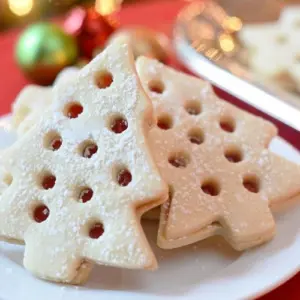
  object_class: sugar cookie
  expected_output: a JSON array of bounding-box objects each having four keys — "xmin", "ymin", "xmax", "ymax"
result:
[
  {"xmin": 136, "ymin": 57, "xmax": 300, "ymax": 250},
  {"xmin": 0, "ymin": 38, "xmax": 168, "ymax": 284}
]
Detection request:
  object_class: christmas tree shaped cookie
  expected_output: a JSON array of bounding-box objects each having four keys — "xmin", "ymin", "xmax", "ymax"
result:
[
  {"xmin": 12, "ymin": 67, "xmax": 79, "ymax": 136},
  {"xmin": 136, "ymin": 57, "xmax": 300, "ymax": 250},
  {"xmin": 239, "ymin": 7, "xmax": 300, "ymax": 92},
  {"xmin": 0, "ymin": 38, "xmax": 168, "ymax": 284},
  {"xmin": 10, "ymin": 68, "xmax": 161, "ymax": 222}
]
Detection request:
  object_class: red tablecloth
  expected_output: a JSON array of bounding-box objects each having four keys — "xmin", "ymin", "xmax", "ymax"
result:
[{"xmin": 0, "ymin": 1, "xmax": 299, "ymax": 298}]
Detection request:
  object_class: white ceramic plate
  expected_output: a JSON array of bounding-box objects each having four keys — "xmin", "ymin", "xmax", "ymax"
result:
[{"xmin": 0, "ymin": 115, "xmax": 299, "ymax": 300}]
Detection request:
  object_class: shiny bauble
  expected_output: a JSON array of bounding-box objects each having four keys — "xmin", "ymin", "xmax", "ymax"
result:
[
  {"xmin": 15, "ymin": 22, "xmax": 79, "ymax": 85},
  {"xmin": 106, "ymin": 27, "xmax": 169, "ymax": 62},
  {"xmin": 64, "ymin": 7, "xmax": 117, "ymax": 59}
]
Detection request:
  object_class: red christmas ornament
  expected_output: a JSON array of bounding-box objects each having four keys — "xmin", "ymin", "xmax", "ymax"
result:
[{"xmin": 64, "ymin": 7, "xmax": 118, "ymax": 59}]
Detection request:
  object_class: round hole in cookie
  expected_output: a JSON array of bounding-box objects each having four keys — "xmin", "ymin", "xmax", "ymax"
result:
[
  {"xmin": 157, "ymin": 114, "xmax": 173, "ymax": 130},
  {"xmin": 201, "ymin": 178, "xmax": 220, "ymax": 196},
  {"xmin": 243, "ymin": 175, "xmax": 260, "ymax": 193},
  {"xmin": 41, "ymin": 173, "xmax": 56, "ymax": 190},
  {"xmin": 3, "ymin": 173, "xmax": 13, "ymax": 186},
  {"xmin": 188, "ymin": 128, "xmax": 204, "ymax": 145},
  {"xmin": 184, "ymin": 100, "xmax": 201, "ymax": 115},
  {"xmin": 168, "ymin": 151, "xmax": 190, "ymax": 169},
  {"xmin": 33, "ymin": 204, "xmax": 50, "ymax": 223},
  {"xmin": 89, "ymin": 222, "xmax": 104, "ymax": 239},
  {"xmin": 109, "ymin": 114, "xmax": 128, "ymax": 134},
  {"xmin": 95, "ymin": 70, "xmax": 113, "ymax": 89},
  {"xmin": 79, "ymin": 141, "xmax": 98, "ymax": 159},
  {"xmin": 50, "ymin": 138, "xmax": 62, "ymax": 151},
  {"xmin": 64, "ymin": 102, "xmax": 83, "ymax": 119},
  {"xmin": 224, "ymin": 146, "xmax": 243, "ymax": 163},
  {"xmin": 116, "ymin": 167, "xmax": 132, "ymax": 187},
  {"xmin": 219, "ymin": 116, "xmax": 236, "ymax": 133},
  {"xmin": 44, "ymin": 131, "xmax": 62, "ymax": 151},
  {"xmin": 78, "ymin": 187, "xmax": 94, "ymax": 203},
  {"xmin": 148, "ymin": 79, "xmax": 165, "ymax": 94}
]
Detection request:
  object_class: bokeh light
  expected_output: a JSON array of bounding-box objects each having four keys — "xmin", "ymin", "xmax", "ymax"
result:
[
  {"xmin": 8, "ymin": 0, "xmax": 34, "ymax": 16},
  {"xmin": 219, "ymin": 33, "xmax": 235, "ymax": 53}
]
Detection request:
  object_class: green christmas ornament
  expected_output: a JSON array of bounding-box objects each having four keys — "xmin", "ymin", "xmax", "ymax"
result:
[{"xmin": 16, "ymin": 22, "xmax": 79, "ymax": 85}]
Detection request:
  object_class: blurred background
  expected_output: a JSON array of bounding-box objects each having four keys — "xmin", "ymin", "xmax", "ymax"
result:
[
  {"xmin": 0, "ymin": 0, "xmax": 155, "ymax": 31},
  {"xmin": 1, "ymin": 0, "xmax": 300, "ymax": 115},
  {"xmin": 2, "ymin": 0, "xmax": 300, "ymax": 32}
]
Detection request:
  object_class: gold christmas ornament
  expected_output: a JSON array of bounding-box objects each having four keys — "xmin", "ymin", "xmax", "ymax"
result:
[{"xmin": 15, "ymin": 22, "xmax": 79, "ymax": 85}]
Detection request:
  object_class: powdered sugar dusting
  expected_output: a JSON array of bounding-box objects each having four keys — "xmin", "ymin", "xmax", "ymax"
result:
[
  {"xmin": 0, "ymin": 38, "xmax": 167, "ymax": 283},
  {"xmin": 136, "ymin": 56, "xmax": 300, "ymax": 251}
]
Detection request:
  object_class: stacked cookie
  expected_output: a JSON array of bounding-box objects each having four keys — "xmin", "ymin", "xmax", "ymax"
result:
[
  {"xmin": 1, "ymin": 36, "xmax": 300, "ymax": 284},
  {"xmin": 239, "ymin": 6, "xmax": 300, "ymax": 93}
]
